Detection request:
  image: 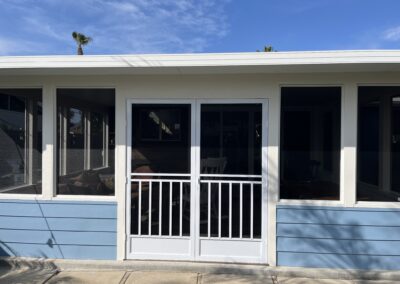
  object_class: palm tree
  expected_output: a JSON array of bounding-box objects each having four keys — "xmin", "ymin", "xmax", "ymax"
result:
[
  {"xmin": 256, "ymin": 45, "xmax": 276, "ymax": 52},
  {"xmin": 72, "ymin": 32, "xmax": 92, "ymax": 55}
]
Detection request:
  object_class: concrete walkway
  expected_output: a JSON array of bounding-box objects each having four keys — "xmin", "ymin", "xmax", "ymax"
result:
[
  {"xmin": 0, "ymin": 269, "xmax": 398, "ymax": 284},
  {"xmin": 0, "ymin": 269, "xmax": 275, "ymax": 284},
  {"xmin": 0, "ymin": 258, "xmax": 399, "ymax": 284}
]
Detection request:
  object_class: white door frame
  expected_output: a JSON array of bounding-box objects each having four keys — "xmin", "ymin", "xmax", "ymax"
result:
[
  {"xmin": 125, "ymin": 98, "xmax": 268, "ymax": 263},
  {"xmin": 126, "ymin": 99, "xmax": 196, "ymax": 260},
  {"xmin": 195, "ymin": 99, "xmax": 268, "ymax": 263}
]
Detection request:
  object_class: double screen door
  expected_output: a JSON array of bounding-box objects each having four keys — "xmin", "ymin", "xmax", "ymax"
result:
[{"xmin": 126, "ymin": 99, "xmax": 268, "ymax": 263}]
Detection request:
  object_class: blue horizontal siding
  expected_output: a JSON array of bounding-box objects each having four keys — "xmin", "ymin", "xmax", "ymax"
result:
[
  {"xmin": 277, "ymin": 223, "xmax": 400, "ymax": 240},
  {"xmin": 277, "ymin": 207, "xmax": 400, "ymax": 226},
  {"xmin": 0, "ymin": 216, "xmax": 116, "ymax": 232},
  {"xmin": 277, "ymin": 205, "xmax": 400, "ymax": 270},
  {"xmin": 278, "ymin": 252, "xmax": 400, "ymax": 270},
  {"xmin": 0, "ymin": 199, "xmax": 117, "ymax": 260},
  {"xmin": 0, "ymin": 243, "xmax": 116, "ymax": 260},
  {"xmin": 278, "ymin": 237, "xmax": 400, "ymax": 256}
]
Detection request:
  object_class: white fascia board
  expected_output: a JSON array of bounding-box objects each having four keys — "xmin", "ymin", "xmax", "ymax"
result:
[{"xmin": 0, "ymin": 50, "xmax": 400, "ymax": 74}]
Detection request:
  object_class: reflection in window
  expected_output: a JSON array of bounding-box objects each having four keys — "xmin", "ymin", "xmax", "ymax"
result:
[
  {"xmin": 280, "ymin": 87, "xmax": 341, "ymax": 200},
  {"xmin": 57, "ymin": 89, "xmax": 115, "ymax": 195},
  {"xmin": 132, "ymin": 104, "xmax": 190, "ymax": 174},
  {"xmin": 200, "ymin": 104, "xmax": 262, "ymax": 175},
  {"xmin": 0, "ymin": 89, "xmax": 42, "ymax": 194},
  {"xmin": 358, "ymin": 87, "xmax": 400, "ymax": 202}
]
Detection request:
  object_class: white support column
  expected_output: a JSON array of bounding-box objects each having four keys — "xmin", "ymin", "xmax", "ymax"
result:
[
  {"xmin": 266, "ymin": 85, "xmax": 279, "ymax": 266},
  {"xmin": 42, "ymin": 83, "xmax": 56, "ymax": 199},
  {"xmin": 115, "ymin": 85, "xmax": 127, "ymax": 260},
  {"xmin": 341, "ymin": 83, "xmax": 358, "ymax": 206}
]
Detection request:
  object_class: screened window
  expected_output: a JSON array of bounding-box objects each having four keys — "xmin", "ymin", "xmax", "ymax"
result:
[
  {"xmin": 357, "ymin": 87, "xmax": 400, "ymax": 202},
  {"xmin": 0, "ymin": 89, "xmax": 42, "ymax": 194},
  {"xmin": 57, "ymin": 89, "xmax": 115, "ymax": 195},
  {"xmin": 280, "ymin": 87, "xmax": 341, "ymax": 200}
]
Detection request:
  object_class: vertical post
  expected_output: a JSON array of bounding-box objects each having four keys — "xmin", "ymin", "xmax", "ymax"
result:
[
  {"xmin": 117, "ymin": 87, "xmax": 128, "ymax": 260},
  {"xmin": 208, "ymin": 182, "xmax": 211, "ymax": 238},
  {"xmin": 169, "ymin": 181, "xmax": 172, "ymax": 236},
  {"xmin": 149, "ymin": 182, "xmax": 152, "ymax": 235},
  {"xmin": 342, "ymin": 83, "xmax": 358, "ymax": 206},
  {"xmin": 104, "ymin": 114, "xmax": 109, "ymax": 167},
  {"xmin": 159, "ymin": 181, "xmax": 162, "ymax": 236},
  {"xmin": 42, "ymin": 83, "xmax": 56, "ymax": 199},
  {"xmin": 229, "ymin": 183, "xmax": 232, "ymax": 238},
  {"xmin": 138, "ymin": 181, "xmax": 142, "ymax": 235},
  {"xmin": 27, "ymin": 98, "xmax": 34, "ymax": 185},
  {"xmin": 239, "ymin": 183, "xmax": 243, "ymax": 239},
  {"xmin": 250, "ymin": 183, "xmax": 254, "ymax": 239},
  {"xmin": 266, "ymin": 92, "xmax": 277, "ymax": 265},
  {"xmin": 179, "ymin": 181, "xmax": 183, "ymax": 237},
  {"xmin": 85, "ymin": 111, "xmax": 91, "ymax": 170},
  {"xmin": 218, "ymin": 182, "xmax": 221, "ymax": 238}
]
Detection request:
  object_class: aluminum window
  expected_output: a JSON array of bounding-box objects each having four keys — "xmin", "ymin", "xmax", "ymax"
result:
[
  {"xmin": 0, "ymin": 89, "xmax": 42, "ymax": 194},
  {"xmin": 57, "ymin": 89, "xmax": 115, "ymax": 196}
]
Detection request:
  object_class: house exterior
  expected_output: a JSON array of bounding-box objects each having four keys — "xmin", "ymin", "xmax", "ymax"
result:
[{"xmin": 0, "ymin": 50, "xmax": 400, "ymax": 270}]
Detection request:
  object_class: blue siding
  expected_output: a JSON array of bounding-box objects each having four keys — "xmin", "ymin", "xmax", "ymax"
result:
[
  {"xmin": 277, "ymin": 205, "xmax": 400, "ymax": 270},
  {"xmin": 0, "ymin": 199, "xmax": 117, "ymax": 260}
]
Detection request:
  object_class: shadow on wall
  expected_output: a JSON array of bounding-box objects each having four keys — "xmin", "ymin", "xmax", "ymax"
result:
[
  {"xmin": 0, "ymin": 199, "xmax": 64, "ymax": 259},
  {"xmin": 277, "ymin": 206, "xmax": 400, "ymax": 271}
]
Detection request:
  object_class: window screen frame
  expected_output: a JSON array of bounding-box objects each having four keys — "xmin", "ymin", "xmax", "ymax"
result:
[{"xmin": 278, "ymin": 85, "xmax": 344, "ymax": 205}]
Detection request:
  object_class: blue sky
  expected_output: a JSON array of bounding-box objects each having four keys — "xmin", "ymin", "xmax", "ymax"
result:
[{"xmin": 0, "ymin": 0, "xmax": 400, "ymax": 55}]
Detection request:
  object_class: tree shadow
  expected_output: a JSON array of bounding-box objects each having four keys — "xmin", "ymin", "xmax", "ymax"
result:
[{"xmin": 276, "ymin": 206, "xmax": 400, "ymax": 279}]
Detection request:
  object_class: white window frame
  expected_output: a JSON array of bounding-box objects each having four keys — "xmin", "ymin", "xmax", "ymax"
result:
[
  {"xmin": 53, "ymin": 86, "xmax": 116, "ymax": 201},
  {"xmin": 277, "ymin": 84, "xmax": 346, "ymax": 206},
  {"xmin": 0, "ymin": 86, "xmax": 44, "ymax": 200},
  {"xmin": 354, "ymin": 83, "xmax": 400, "ymax": 208}
]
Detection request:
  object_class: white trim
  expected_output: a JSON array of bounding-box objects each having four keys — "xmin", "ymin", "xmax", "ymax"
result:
[
  {"xmin": 277, "ymin": 85, "xmax": 344, "ymax": 205},
  {"xmin": 342, "ymin": 83, "xmax": 358, "ymax": 207},
  {"xmin": 277, "ymin": 200, "xmax": 344, "ymax": 207},
  {"xmin": 131, "ymin": 173, "xmax": 191, "ymax": 177},
  {"xmin": 0, "ymin": 194, "xmax": 45, "ymax": 200},
  {"xmin": 125, "ymin": 99, "xmax": 268, "ymax": 263},
  {"xmin": 42, "ymin": 83, "xmax": 56, "ymax": 199},
  {"xmin": 355, "ymin": 201, "xmax": 400, "ymax": 208},
  {"xmin": 2, "ymin": 50, "xmax": 400, "ymax": 70},
  {"xmin": 51, "ymin": 195, "xmax": 117, "ymax": 202},
  {"xmin": 353, "ymin": 83, "xmax": 400, "ymax": 208},
  {"xmin": 195, "ymin": 99, "xmax": 268, "ymax": 264}
]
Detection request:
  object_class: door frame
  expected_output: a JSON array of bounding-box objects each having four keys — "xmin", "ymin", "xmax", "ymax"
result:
[
  {"xmin": 126, "ymin": 99, "xmax": 196, "ymax": 260},
  {"xmin": 195, "ymin": 99, "xmax": 268, "ymax": 263},
  {"xmin": 125, "ymin": 98, "xmax": 268, "ymax": 263}
]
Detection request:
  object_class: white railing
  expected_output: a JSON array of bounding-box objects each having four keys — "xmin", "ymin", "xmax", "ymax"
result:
[
  {"xmin": 199, "ymin": 175, "xmax": 262, "ymax": 240},
  {"xmin": 130, "ymin": 173, "xmax": 191, "ymax": 238}
]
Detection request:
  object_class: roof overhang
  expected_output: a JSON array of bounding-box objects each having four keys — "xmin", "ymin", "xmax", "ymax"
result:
[{"xmin": 1, "ymin": 50, "xmax": 400, "ymax": 75}]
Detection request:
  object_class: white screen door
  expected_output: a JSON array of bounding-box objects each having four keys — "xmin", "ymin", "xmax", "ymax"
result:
[{"xmin": 126, "ymin": 99, "xmax": 267, "ymax": 263}]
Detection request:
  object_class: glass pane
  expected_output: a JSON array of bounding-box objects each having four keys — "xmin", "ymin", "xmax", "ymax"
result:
[
  {"xmin": 66, "ymin": 107, "xmax": 85, "ymax": 174},
  {"xmin": 0, "ymin": 89, "xmax": 42, "ymax": 194},
  {"xmin": 57, "ymin": 89, "xmax": 115, "ymax": 195},
  {"xmin": 357, "ymin": 87, "xmax": 400, "ymax": 202},
  {"xmin": 132, "ymin": 104, "xmax": 191, "ymax": 174},
  {"xmin": 280, "ymin": 87, "xmax": 341, "ymax": 200},
  {"xmin": 90, "ymin": 112, "xmax": 105, "ymax": 169},
  {"xmin": 200, "ymin": 104, "xmax": 262, "ymax": 175}
]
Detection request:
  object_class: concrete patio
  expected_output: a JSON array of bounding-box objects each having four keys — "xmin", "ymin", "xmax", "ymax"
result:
[{"xmin": 0, "ymin": 258, "xmax": 398, "ymax": 284}]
